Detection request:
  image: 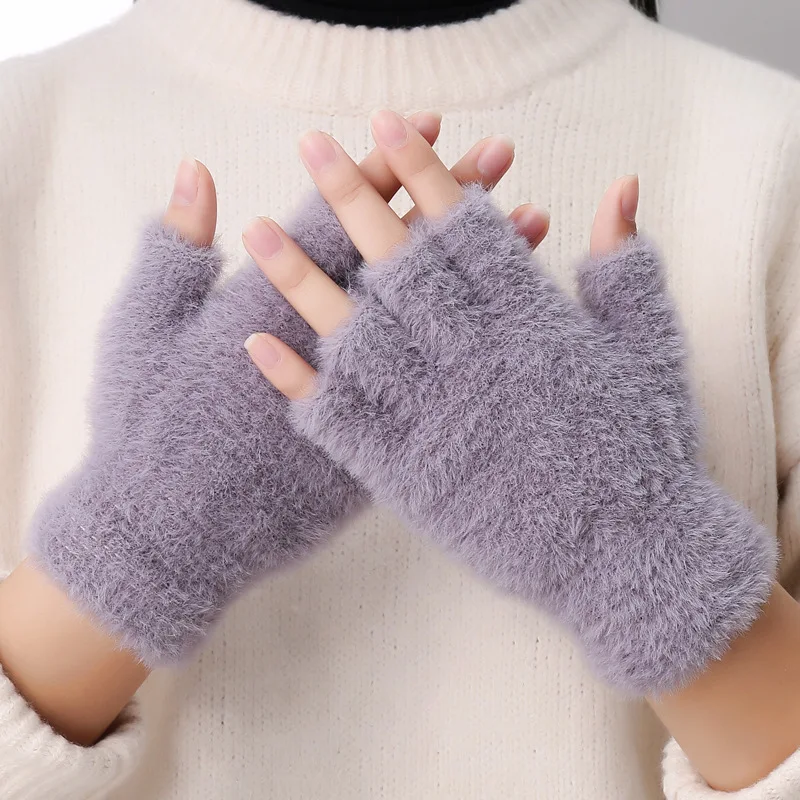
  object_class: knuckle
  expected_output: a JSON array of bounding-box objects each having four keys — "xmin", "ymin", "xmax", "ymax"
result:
[
  {"xmin": 274, "ymin": 258, "xmax": 311, "ymax": 293},
  {"xmin": 293, "ymin": 375, "xmax": 317, "ymax": 401},
  {"xmin": 331, "ymin": 175, "xmax": 369, "ymax": 209},
  {"xmin": 404, "ymin": 154, "xmax": 440, "ymax": 183}
]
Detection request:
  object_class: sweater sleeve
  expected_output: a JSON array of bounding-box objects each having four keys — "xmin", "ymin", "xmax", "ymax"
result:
[
  {"xmin": 662, "ymin": 740, "xmax": 800, "ymax": 800},
  {"xmin": 662, "ymin": 114, "xmax": 800, "ymax": 800},
  {"xmin": 0, "ymin": 662, "xmax": 144, "ymax": 800}
]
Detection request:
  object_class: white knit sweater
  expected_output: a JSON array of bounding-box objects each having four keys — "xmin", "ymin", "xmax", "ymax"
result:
[{"xmin": 0, "ymin": 0, "xmax": 799, "ymax": 797}]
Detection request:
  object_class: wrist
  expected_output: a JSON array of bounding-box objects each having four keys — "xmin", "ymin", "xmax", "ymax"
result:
[
  {"xmin": 0, "ymin": 560, "xmax": 147, "ymax": 746},
  {"xmin": 651, "ymin": 582, "xmax": 800, "ymax": 791}
]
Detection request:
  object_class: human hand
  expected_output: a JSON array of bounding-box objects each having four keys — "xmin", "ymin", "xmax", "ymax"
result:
[
  {"xmin": 246, "ymin": 109, "xmax": 776, "ymax": 695},
  {"xmin": 243, "ymin": 106, "xmax": 634, "ymax": 394},
  {"xmin": 26, "ymin": 112, "xmax": 532, "ymax": 667},
  {"xmin": 243, "ymin": 109, "xmax": 554, "ymax": 390}
]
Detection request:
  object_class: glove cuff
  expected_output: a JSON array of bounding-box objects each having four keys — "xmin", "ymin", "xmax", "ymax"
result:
[{"xmin": 575, "ymin": 473, "xmax": 778, "ymax": 695}]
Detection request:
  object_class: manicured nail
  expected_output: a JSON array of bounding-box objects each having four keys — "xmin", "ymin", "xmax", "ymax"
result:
[
  {"xmin": 621, "ymin": 174, "xmax": 639, "ymax": 222},
  {"xmin": 171, "ymin": 158, "xmax": 199, "ymax": 206},
  {"xmin": 411, "ymin": 110, "xmax": 442, "ymax": 123},
  {"xmin": 245, "ymin": 333, "xmax": 281, "ymax": 369},
  {"xmin": 519, "ymin": 205, "xmax": 550, "ymax": 243},
  {"xmin": 409, "ymin": 110, "xmax": 442, "ymax": 128},
  {"xmin": 299, "ymin": 131, "xmax": 337, "ymax": 171},
  {"xmin": 371, "ymin": 109, "xmax": 408, "ymax": 148},
  {"xmin": 477, "ymin": 135, "xmax": 515, "ymax": 178},
  {"xmin": 408, "ymin": 111, "xmax": 442, "ymax": 138},
  {"xmin": 243, "ymin": 217, "xmax": 283, "ymax": 259}
]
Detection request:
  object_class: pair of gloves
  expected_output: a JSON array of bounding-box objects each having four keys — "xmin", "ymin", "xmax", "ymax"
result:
[{"xmin": 28, "ymin": 186, "xmax": 776, "ymax": 695}]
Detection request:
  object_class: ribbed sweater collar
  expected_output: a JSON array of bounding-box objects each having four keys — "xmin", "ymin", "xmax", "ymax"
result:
[{"xmin": 128, "ymin": 0, "xmax": 634, "ymax": 112}]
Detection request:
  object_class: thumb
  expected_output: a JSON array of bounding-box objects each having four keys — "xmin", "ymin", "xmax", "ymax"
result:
[
  {"xmin": 578, "ymin": 175, "xmax": 678, "ymax": 354},
  {"xmin": 590, "ymin": 174, "xmax": 638, "ymax": 257},
  {"xmin": 162, "ymin": 158, "xmax": 218, "ymax": 247}
]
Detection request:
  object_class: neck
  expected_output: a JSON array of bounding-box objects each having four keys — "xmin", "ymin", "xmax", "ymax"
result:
[
  {"xmin": 244, "ymin": 0, "xmax": 520, "ymax": 28},
  {"xmin": 130, "ymin": 0, "xmax": 634, "ymax": 113}
]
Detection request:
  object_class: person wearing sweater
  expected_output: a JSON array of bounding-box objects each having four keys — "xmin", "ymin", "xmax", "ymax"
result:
[{"xmin": 0, "ymin": 0, "xmax": 799, "ymax": 797}]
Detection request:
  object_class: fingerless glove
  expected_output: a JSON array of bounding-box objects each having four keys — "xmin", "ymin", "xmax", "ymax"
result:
[
  {"xmin": 291, "ymin": 185, "xmax": 778, "ymax": 695},
  {"xmin": 29, "ymin": 194, "xmax": 366, "ymax": 666}
]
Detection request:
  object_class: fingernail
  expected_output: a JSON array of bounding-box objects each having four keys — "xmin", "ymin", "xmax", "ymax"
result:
[
  {"xmin": 245, "ymin": 333, "xmax": 281, "ymax": 369},
  {"xmin": 243, "ymin": 217, "xmax": 283, "ymax": 259},
  {"xmin": 409, "ymin": 110, "xmax": 442, "ymax": 129},
  {"xmin": 520, "ymin": 205, "xmax": 550, "ymax": 240},
  {"xmin": 621, "ymin": 174, "xmax": 639, "ymax": 222},
  {"xmin": 299, "ymin": 131, "xmax": 337, "ymax": 171},
  {"xmin": 408, "ymin": 110, "xmax": 442, "ymax": 139},
  {"xmin": 477, "ymin": 135, "xmax": 515, "ymax": 177},
  {"xmin": 171, "ymin": 158, "xmax": 199, "ymax": 206},
  {"xmin": 371, "ymin": 109, "xmax": 408, "ymax": 148}
]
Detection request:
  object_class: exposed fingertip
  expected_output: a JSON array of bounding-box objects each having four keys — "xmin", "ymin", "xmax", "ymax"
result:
[
  {"xmin": 242, "ymin": 217, "xmax": 283, "ymax": 260},
  {"xmin": 164, "ymin": 157, "xmax": 217, "ymax": 247},
  {"xmin": 590, "ymin": 176, "xmax": 638, "ymax": 257},
  {"xmin": 298, "ymin": 130, "xmax": 338, "ymax": 172},
  {"xmin": 518, "ymin": 203, "xmax": 549, "ymax": 224},
  {"xmin": 170, "ymin": 158, "xmax": 199, "ymax": 207},
  {"xmin": 370, "ymin": 109, "xmax": 409, "ymax": 149},
  {"xmin": 493, "ymin": 133, "xmax": 515, "ymax": 151},
  {"xmin": 195, "ymin": 159, "xmax": 215, "ymax": 190},
  {"xmin": 476, "ymin": 135, "xmax": 515, "ymax": 178},
  {"xmin": 244, "ymin": 332, "xmax": 258, "ymax": 352},
  {"xmin": 620, "ymin": 174, "xmax": 639, "ymax": 223},
  {"xmin": 512, "ymin": 204, "xmax": 550, "ymax": 247},
  {"xmin": 409, "ymin": 110, "xmax": 442, "ymax": 127},
  {"xmin": 245, "ymin": 332, "xmax": 281, "ymax": 371},
  {"xmin": 408, "ymin": 111, "xmax": 443, "ymax": 144}
]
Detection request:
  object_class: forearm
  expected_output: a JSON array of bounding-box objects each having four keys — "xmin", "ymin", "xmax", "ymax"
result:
[
  {"xmin": 0, "ymin": 560, "xmax": 148, "ymax": 746},
  {"xmin": 650, "ymin": 581, "xmax": 800, "ymax": 792}
]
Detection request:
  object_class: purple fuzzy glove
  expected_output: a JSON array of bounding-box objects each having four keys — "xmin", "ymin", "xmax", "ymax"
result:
[
  {"xmin": 28, "ymin": 193, "xmax": 365, "ymax": 666},
  {"xmin": 291, "ymin": 185, "xmax": 778, "ymax": 695}
]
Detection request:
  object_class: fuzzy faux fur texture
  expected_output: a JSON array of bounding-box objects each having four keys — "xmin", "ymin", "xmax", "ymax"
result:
[
  {"xmin": 292, "ymin": 184, "xmax": 778, "ymax": 695},
  {"xmin": 28, "ymin": 193, "xmax": 365, "ymax": 666}
]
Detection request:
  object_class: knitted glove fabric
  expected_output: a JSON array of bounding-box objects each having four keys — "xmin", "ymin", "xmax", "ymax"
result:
[
  {"xmin": 29, "ymin": 193, "xmax": 365, "ymax": 666},
  {"xmin": 291, "ymin": 185, "xmax": 778, "ymax": 695}
]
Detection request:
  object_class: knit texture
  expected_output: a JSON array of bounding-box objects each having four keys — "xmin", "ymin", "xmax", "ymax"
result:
[
  {"xmin": 292, "ymin": 186, "xmax": 778, "ymax": 694},
  {"xmin": 0, "ymin": 662, "xmax": 143, "ymax": 800},
  {"xmin": 662, "ymin": 740, "xmax": 800, "ymax": 800},
  {"xmin": 1, "ymin": 0, "xmax": 800, "ymax": 796},
  {"xmin": 28, "ymin": 195, "xmax": 364, "ymax": 665}
]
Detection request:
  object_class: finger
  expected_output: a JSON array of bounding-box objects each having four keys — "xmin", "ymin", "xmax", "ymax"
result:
[
  {"xmin": 360, "ymin": 111, "xmax": 442, "ymax": 201},
  {"xmin": 299, "ymin": 130, "xmax": 408, "ymax": 264},
  {"xmin": 509, "ymin": 204, "xmax": 551, "ymax": 250},
  {"xmin": 370, "ymin": 109, "xmax": 463, "ymax": 218},
  {"xmin": 123, "ymin": 159, "xmax": 222, "ymax": 337},
  {"xmin": 244, "ymin": 332, "xmax": 317, "ymax": 401},
  {"xmin": 162, "ymin": 159, "xmax": 217, "ymax": 247},
  {"xmin": 590, "ymin": 174, "xmax": 638, "ymax": 258},
  {"xmin": 402, "ymin": 134, "xmax": 515, "ymax": 226},
  {"xmin": 243, "ymin": 216, "xmax": 353, "ymax": 337}
]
